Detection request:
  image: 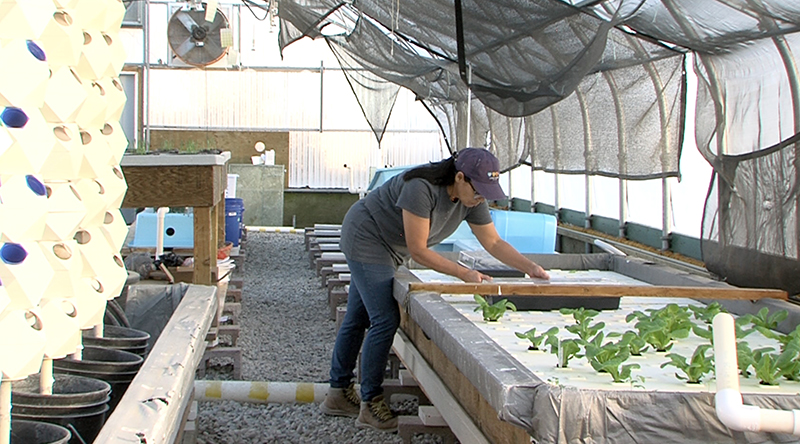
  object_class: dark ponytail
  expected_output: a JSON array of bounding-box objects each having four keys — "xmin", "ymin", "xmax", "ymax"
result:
[{"xmin": 402, "ymin": 155, "xmax": 457, "ymax": 186}]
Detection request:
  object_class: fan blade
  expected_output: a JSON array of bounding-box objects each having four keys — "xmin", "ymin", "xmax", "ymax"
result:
[
  {"xmin": 176, "ymin": 11, "xmax": 198, "ymax": 33},
  {"xmin": 173, "ymin": 36, "xmax": 196, "ymax": 60},
  {"xmin": 204, "ymin": 36, "xmax": 223, "ymax": 56}
]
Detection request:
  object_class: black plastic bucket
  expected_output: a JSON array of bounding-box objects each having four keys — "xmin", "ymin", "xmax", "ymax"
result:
[
  {"xmin": 11, "ymin": 374, "xmax": 111, "ymax": 444},
  {"xmin": 82, "ymin": 325, "xmax": 150, "ymax": 357},
  {"xmin": 10, "ymin": 419, "xmax": 71, "ymax": 444},
  {"xmin": 53, "ymin": 347, "xmax": 143, "ymax": 412},
  {"xmin": 13, "ymin": 374, "xmax": 111, "ymax": 407},
  {"xmin": 12, "ymin": 405, "xmax": 108, "ymax": 444}
]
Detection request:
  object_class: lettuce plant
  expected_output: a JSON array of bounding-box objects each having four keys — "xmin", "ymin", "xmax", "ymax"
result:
[
  {"xmin": 560, "ymin": 307, "xmax": 600, "ymax": 325},
  {"xmin": 691, "ymin": 323, "xmax": 713, "ymax": 343},
  {"xmin": 778, "ymin": 339, "xmax": 800, "ymax": 381},
  {"xmin": 628, "ymin": 304, "xmax": 692, "ymax": 352},
  {"xmin": 754, "ymin": 324, "xmax": 800, "ymax": 352},
  {"xmin": 585, "ymin": 334, "xmax": 639, "ymax": 382},
  {"xmin": 688, "ymin": 302, "xmax": 725, "ymax": 324},
  {"xmin": 621, "ymin": 331, "xmax": 649, "ymax": 356},
  {"xmin": 561, "ymin": 307, "xmax": 605, "ymax": 342},
  {"xmin": 736, "ymin": 341, "xmax": 755, "ymax": 378},
  {"xmin": 739, "ymin": 307, "xmax": 788, "ymax": 330},
  {"xmin": 473, "ymin": 295, "xmax": 516, "ymax": 322},
  {"xmin": 751, "ymin": 347, "xmax": 783, "ymax": 386},
  {"xmin": 515, "ymin": 326, "xmax": 559, "ymax": 351},
  {"xmin": 746, "ymin": 343, "xmax": 800, "ymax": 386},
  {"xmin": 660, "ymin": 344, "xmax": 715, "ymax": 384},
  {"xmin": 553, "ymin": 338, "xmax": 582, "ymax": 368}
]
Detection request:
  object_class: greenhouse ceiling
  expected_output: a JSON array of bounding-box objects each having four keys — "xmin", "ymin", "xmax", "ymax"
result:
[{"xmin": 276, "ymin": 0, "xmax": 800, "ymax": 181}]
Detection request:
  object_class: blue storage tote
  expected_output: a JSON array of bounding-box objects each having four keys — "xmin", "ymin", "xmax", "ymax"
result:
[{"xmin": 129, "ymin": 212, "xmax": 194, "ymax": 249}]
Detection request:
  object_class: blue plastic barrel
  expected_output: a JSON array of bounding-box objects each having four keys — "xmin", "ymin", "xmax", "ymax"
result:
[{"xmin": 225, "ymin": 198, "xmax": 245, "ymax": 246}]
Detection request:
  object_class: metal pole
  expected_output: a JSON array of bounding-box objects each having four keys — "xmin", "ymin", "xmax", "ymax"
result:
[
  {"xmin": 144, "ymin": 0, "xmax": 151, "ymax": 151},
  {"xmin": 662, "ymin": 178, "xmax": 672, "ymax": 251},
  {"xmin": 465, "ymin": 64, "xmax": 472, "ymax": 148},
  {"xmin": 319, "ymin": 60, "xmax": 324, "ymax": 133},
  {"xmin": 619, "ymin": 179, "xmax": 628, "ymax": 238}
]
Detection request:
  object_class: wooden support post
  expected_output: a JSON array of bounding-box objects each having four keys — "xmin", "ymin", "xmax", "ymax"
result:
[{"xmin": 194, "ymin": 206, "xmax": 213, "ymax": 285}]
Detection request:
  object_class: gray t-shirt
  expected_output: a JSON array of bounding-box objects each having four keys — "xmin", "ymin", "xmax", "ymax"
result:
[{"xmin": 340, "ymin": 174, "xmax": 493, "ymax": 267}]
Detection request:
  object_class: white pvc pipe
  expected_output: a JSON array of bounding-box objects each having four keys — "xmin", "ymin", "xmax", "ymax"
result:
[
  {"xmin": 246, "ymin": 226, "xmax": 305, "ymax": 234},
  {"xmin": 156, "ymin": 207, "xmax": 169, "ymax": 258},
  {"xmin": 195, "ymin": 380, "xmax": 328, "ymax": 404},
  {"xmin": 92, "ymin": 322, "xmax": 104, "ymax": 338},
  {"xmin": 712, "ymin": 313, "xmax": 800, "ymax": 435},
  {"xmin": 0, "ymin": 380, "xmax": 10, "ymax": 444},
  {"xmin": 40, "ymin": 357, "xmax": 54, "ymax": 395}
]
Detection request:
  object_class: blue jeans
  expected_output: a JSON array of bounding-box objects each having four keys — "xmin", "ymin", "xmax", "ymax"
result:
[{"xmin": 329, "ymin": 258, "xmax": 400, "ymax": 402}]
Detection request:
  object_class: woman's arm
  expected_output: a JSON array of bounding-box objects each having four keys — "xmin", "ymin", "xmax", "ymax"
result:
[
  {"xmin": 402, "ymin": 210, "xmax": 490, "ymax": 283},
  {"xmin": 469, "ymin": 222, "xmax": 550, "ymax": 280}
]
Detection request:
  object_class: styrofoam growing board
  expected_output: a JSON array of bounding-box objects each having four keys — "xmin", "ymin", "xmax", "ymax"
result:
[{"xmin": 411, "ymin": 269, "xmax": 800, "ymax": 395}]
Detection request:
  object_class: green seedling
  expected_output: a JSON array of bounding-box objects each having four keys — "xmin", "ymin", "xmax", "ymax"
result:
[
  {"xmin": 778, "ymin": 339, "xmax": 800, "ymax": 381},
  {"xmin": 751, "ymin": 346, "xmax": 783, "ymax": 386},
  {"xmin": 596, "ymin": 357, "xmax": 640, "ymax": 383},
  {"xmin": 736, "ymin": 341, "xmax": 755, "ymax": 378},
  {"xmin": 553, "ymin": 338, "xmax": 582, "ymax": 368},
  {"xmin": 688, "ymin": 302, "xmax": 725, "ymax": 324},
  {"xmin": 629, "ymin": 304, "xmax": 692, "ymax": 352},
  {"xmin": 660, "ymin": 344, "xmax": 715, "ymax": 384},
  {"xmin": 734, "ymin": 316, "xmax": 757, "ymax": 339},
  {"xmin": 515, "ymin": 326, "xmax": 559, "ymax": 351},
  {"xmin": 560, "ymin": 307, "xmax": 600, "ymax": 325},
  {"xmin": 473, "ymin": 295, "xmax": 516, "ymax": 322},
  {"xmin": 621, "ymin": 331, "xmax": 649, "ymax": 356},
  {"xmin": 634, "ymin": 317, "xmax": 690, "ymax": 352},
  {"xmin": 692, "ymin": 323, "xmax": 713, "ymax": 343},
  {"xmin": 561, "ymin": 307, "xmax": 605, "ymax": 342},
  {"xmin": 739, "ymin": 307, "xmax": 788, "ymax": 330},
  {"xmin": 565, "ymin": 320, "xmax": 606, "ymax": 342},
  {"xmin": 754, "ymin": 324, "xmax": 800, "ymax": 352},
  {"xmin": 585, "ymin": 334, "xmax": 638, "ymax": 382}
]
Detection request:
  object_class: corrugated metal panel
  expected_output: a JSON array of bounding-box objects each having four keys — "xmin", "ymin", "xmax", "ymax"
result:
[
  {"xmin": 289, "ymin": 131, "xmax": 445, "ymax": 190},
  {"xmin": 148, "ymin": 68, "xmax": 444, "ymax": 189},
  {"xmin": 149, "ymin": 69, "xmax": 323, "ymax": 129}
]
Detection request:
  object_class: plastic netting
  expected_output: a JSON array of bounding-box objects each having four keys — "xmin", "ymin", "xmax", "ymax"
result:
[{"xmin": 278, "ymin": 0, "xmax": 800, "ymax": 294}]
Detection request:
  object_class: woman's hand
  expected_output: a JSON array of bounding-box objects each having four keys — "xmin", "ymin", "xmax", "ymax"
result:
[
  {"xmin": 526, "ymin": 263, "xmax": 550, "ymax": 280},
  {"xmin": 460, "ymin": 267, "xmax": 492, "ymax": 283}
]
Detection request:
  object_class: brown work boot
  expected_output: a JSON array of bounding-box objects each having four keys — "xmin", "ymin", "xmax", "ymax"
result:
[
  {"xmin": 319, "ymin": 383, "xmax": 361, "ymax": 418},
  {"xmin": 355, "ymin": 394, "xmax": 398, "ymax": 433}
]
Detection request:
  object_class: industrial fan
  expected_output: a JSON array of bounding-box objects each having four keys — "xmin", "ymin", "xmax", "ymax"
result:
[{"xmin": 167, "ymin": 2, "xmax": 231, "ymax": 67}]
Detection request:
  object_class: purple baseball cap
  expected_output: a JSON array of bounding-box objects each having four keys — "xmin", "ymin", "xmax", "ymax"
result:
[{"xmin": 454, "ymin": 148, "xmax": 506, "ymax": 201}]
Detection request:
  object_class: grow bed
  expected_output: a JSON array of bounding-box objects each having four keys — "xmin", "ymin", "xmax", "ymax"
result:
[{"xmin": 393, "ymin": 253, "xmax": 800, "ymax": 444}]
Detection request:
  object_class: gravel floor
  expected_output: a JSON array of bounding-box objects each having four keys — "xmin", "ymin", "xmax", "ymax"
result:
[{"xmin": 196, "ymin": 231, "xmax": 450, "ymax": 444}]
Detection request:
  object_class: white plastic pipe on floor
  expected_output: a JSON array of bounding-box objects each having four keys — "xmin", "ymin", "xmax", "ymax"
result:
[
  {"xmin": 195, "ymin": 380, "xmax": 328, "ymax": 404},
  {"xmin": 712, "ymin": 313, "xmax": 800, "ymax": 435},
  {"xmin": 246, "ymin": 226, "xmax": 305, "ymax": 234}
]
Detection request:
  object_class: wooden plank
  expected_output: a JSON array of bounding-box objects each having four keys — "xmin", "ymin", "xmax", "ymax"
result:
[
  {"xmin": 392, "ymin": 331, "xmax": 491, "ymax": 444},
  {"xmin": 405, "ymin": 282, "xmax": 788, "ymax": 301},
  {"xmin": 194, "ymin": 206, "xmax": 213, "ymax": 285},
  {"xmin": 211, "ymin": 201, "xmax": 220, "ymax": 270},
  {"xmin": 121, "ymin": 165, "xmax": 224, "ymax": 208},
  {"xmin": 397, "ymin": 316, "xmax": 530, "ymax": 444},
  {"xmin": 95, "ymin": 285, "xmax": 218, "ymax": 443}
]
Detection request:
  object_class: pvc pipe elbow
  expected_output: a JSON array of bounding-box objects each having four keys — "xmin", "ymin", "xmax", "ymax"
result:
[{"xmin": 716, "ymin": 389, "xmax": 762, "ymax": 432}]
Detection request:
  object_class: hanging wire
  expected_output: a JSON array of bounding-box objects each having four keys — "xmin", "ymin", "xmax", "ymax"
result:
[{"xmin": 242, "ymin": 0, "xmax": 270, "ymax": 20}]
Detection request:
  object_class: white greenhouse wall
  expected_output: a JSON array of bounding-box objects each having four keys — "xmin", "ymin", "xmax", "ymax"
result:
[{"xmin": 121, "ymin": 0, "xmax": 713, "ymax": 238}]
